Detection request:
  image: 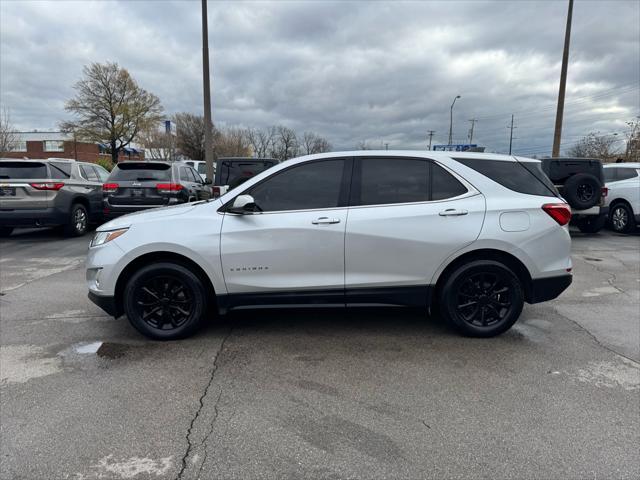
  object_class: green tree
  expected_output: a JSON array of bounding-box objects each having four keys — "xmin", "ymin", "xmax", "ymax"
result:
[{"xmin": 61, "ymin": 62, "xmax": 163, "ymax": 164}]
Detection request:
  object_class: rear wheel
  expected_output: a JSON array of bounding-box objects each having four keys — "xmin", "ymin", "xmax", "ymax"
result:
[
  {"xmin": 576, "ymin": 214, "xmax": 606, "ymax": 234},
  {"xmin": 0, "ymin": 227, "xmax": 13, "ymax": 237},
  {"xmin": 64, "ymin": 203, "xmax": 88, "ymax": 237},
  {"xmin": 123, "ymin": 262, "xmax": 207, "ymax": 340},
  {"xmin": 439, "ymin": 260, "xmax": 524, "ymax": 337},
  {"xmin": 609, "ymin": 203, "xmax": 635, "ymax": 233}
]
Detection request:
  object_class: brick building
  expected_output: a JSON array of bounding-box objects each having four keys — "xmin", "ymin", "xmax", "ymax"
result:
[{"xmin": 3, "ymin": 131, "xmax": 144, "ymax": 163}]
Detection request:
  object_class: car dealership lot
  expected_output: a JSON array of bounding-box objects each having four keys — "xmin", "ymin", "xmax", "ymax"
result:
[{"xmin": 1, "ymin": 229, "xmax": 638, "ymax": 479}]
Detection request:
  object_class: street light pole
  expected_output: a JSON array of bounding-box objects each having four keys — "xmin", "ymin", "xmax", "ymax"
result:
[
  {"xmin": 552, "ymin": 0, "xmax": 574, "ymax": 157},
  {"xmin": 448, "ymin": 95, "xmax": 461, "ymax": 146},
  {"xmin": 202, "ymin": 0, "xmax": 215, "ymax": 182}
]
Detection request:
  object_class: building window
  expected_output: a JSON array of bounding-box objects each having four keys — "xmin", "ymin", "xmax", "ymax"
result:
[
  {"xmin": 9, "ymin": 141, "xmax": 27, "ymax": 152},
  {"xmin": 44, "ymin": 140, "xmax": 65, "ymax": 152}
]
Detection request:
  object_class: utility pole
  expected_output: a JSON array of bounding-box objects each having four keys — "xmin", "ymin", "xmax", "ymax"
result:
[
  {"xmin": 468, "ymin": 119, "xmax": 477, "ymax": 143},
  {"xmin": 427, "ymin": 130, "xmax": 435, "ymax": 150},
  {"xmin": 384, "ymin": 142, "xmax": 389, "ymax": 151},
  {"xmin": 202, "ymin": 0, "xmax": 216, "ymax": 182},
  {"xmin": 508, "ymin": 114, "xmax": 516, "ymax": 155},
  {"xmin": 552, "ymin": 0, "xmax": 574, "ymax": 157},
  {"xmin": 448, "ymin": 95, "xmax": 461, "ymax": 145}
]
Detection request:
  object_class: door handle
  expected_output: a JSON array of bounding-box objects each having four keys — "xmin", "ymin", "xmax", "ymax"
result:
[
  {"xmin": 439, "ymin": 209, "xmax": 468, "ymax": 216},
  {"xmin": 312, "ymin": 217, "xmax": 341, "ymax": 225}
]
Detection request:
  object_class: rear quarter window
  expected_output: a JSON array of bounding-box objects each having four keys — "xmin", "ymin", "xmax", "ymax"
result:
[
  {"xmin": 454, "ymin": 158, "xmax": 558, "ymax": 197},
  {"xmin": 0, "ymin": 162, "xmax": 48, "ymax": 179}
]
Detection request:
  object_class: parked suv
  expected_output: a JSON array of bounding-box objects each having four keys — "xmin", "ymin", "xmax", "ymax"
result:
[
  {"xmin": 0, "ymin": 158, "xmax": 109, "ymax": 237},
  {"xmin": 102, "ymin": 161, "xmax": 211, "ymax": 220},
  {"xmin": 603, "ymin": 162, "xmax": 640, "ymax": 233},
  {"xmin": 540, "ymin": 157, "xmax": 608, "ymax": 233},
  {"xmin": 86, "ymin": 151, "xmax": 572, "ymax": 340}
]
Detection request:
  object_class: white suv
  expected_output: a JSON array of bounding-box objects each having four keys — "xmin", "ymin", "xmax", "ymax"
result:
[
  {"xmin": 86, "ymin": 151, "xmax": 572, "ymax": 340},
  {"xmin": 603, "ymin": 162, "xmax": 640, "ymax": 233}
]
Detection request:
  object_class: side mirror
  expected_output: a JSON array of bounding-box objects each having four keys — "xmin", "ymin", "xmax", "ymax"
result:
[
  {"xmin": 204, "ymin": 178, "xmax": 213, "ymax": 185},
  {"xmin": 228, "ymin": 194, "xmax": 257, "ymax": 214}
]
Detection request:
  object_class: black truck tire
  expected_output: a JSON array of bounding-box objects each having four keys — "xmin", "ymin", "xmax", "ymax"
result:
[{"xmin": 562, "ymin": 173, "xmax": 601, "ymax": 210}]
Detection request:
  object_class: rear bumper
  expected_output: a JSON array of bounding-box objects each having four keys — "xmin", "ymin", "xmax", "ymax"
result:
[
  {"xmin": 0, "ymin": 207, "xmax": 67, "ymax": 227},
  {"xmin": 88, "ymin": 291, "xmax": 120, "ymax": 317},
  {"xmin": 571, "ymin": 205, "xmax": 609, "ymax": 218},
  {"xmin": 528, "ymin": 274, "xmax": 572, "ymax": 303}
]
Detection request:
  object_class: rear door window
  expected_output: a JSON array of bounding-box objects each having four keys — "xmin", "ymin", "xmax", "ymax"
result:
[
  {"xmin": 0, "ymin": 162, "xmax": 48, "ymax": 179},
  {"xmin": 454, "ymin": 158, "xmax": 558, "ymax": 197},
  {"xmin": 355, "ymin": 157, "xmax": 429, "ymax": 206},
  {"xmin": 109, "ymin": 163, "xmax": 171, "ymax": 181},
  {"xmin": 431, "ymin": 163, "xmax": 468, "ymax": 200},
  {"xmin": 617, "ymin": 168, "xmax": 638, "ymax": 180},
  {"xmin": 604, "ymin": 168, "xmax": 618, "ymax": 182}
]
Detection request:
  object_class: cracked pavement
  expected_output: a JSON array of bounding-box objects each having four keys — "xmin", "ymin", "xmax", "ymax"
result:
[{"xmin": 1, "ymin": 227, "xmax": 639, "ymax": 479}]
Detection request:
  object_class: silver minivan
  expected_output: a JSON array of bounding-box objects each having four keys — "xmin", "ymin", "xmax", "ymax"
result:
[{"xmin": 0, "ymin": 158, "xmax": 110, "ymax": 237}]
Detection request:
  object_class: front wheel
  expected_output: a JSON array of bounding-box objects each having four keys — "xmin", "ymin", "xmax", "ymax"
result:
[
  {"xmin": 609, "ymin": 203, "xmax": 635, "ymax": 233},
  {"xmin": 439, "ymin": 260, "xmax": 524, "ymax": 337},
  {"xmin": 123, "ymin": 262, "xmax": 207, "ymax": 340}
]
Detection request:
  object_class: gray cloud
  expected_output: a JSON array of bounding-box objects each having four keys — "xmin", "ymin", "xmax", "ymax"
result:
[{"xmin": 1, "ymin": 0, "xmax": 638, "ymax": 156}]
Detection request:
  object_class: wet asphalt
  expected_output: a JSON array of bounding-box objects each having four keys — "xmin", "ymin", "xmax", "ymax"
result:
[{"xmin": 0, "ymin": 227, "xmax": 638, "ymax": 480}]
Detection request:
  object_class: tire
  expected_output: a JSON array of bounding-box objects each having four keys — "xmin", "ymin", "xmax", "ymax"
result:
[
  {"xmin": 609, "ymin": 203, "xmax": 635, "ymax": 233},
  {"xmin": 0, "ymin": 227, "xmax": 13, "ymax": 237},
  {"xmin": 562, "ymin": 173, "xmax": 602, "ymax": 210},
  {"xmin": 439, "ymin": 260, "xmax": 524, "ymax": 337},
  {"xmin": 64, "ymin": 203, "xmax": 89, "ymax": 237},
  {"xmin": 123, "ymin": 262, "xmax": 207, "ymax": 340},
  {"xmin": 576, "ymin": 214, "xmax": 606, "ymax": 234}
]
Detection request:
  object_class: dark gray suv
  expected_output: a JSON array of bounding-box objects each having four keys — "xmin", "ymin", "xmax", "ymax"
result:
[{"xmin": 0, "ymin": 158, "xmax": 110, "ymax": 237}]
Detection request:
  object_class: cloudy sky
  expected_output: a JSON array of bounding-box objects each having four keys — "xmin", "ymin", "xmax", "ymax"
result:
[{"xmin": 1, "ymin": 0, "xmax": 638, "ymax": 155}]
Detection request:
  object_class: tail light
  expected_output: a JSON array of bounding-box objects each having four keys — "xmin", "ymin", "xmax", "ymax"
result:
[
  {"xmin": 212, "ymin": 186, "xmax": 220, "ymax": 198},
  {"xmin": 601, "ymin": 187, "xmax": 608, "ymax": 197},
  {"xmin": 156, "ymin": 183, "xmax": 183, "ymax": 193},
  {"xmin": 30, "ymin": 182, "xmax": 64, "ymax": 191},
  {"xmin": 542, "ymin": 203, "xmax": 571, "ymax": 226},
  {"xmin": 102, "ymin": 183, "xmax": 119, "ymax": 193}
]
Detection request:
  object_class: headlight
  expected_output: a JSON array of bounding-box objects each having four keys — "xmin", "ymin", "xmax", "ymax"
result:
[{"xmin": 91, "ymin": 228, "xmax": 128, "ymax": 247}]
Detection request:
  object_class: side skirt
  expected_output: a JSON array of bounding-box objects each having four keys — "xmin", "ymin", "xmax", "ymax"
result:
[{"xmin": 217, "ymin": 285, "xmax": 432, "ymax": 314}]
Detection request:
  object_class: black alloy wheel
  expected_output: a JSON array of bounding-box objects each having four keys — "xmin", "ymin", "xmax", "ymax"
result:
[
  {"xmin": 124, "ymin": 262, "xmax": 207, "ymax": 340},
  {"xmin": 440, "ymin": 260, "xmax": 524, "ymax": 337},
  {"xmin": 576, "ymin": 183, "xmax": 596, "ymax": 205}
]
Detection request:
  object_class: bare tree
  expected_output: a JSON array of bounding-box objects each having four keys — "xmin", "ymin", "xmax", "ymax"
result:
[
  {"xmin": 271, "ymin": 125, "xmax": 299, "ymax": 161},
  {"xmin": 625, "ymin": 119, "xmax": 640, "ymax": 162},
  {"xmin": 247, "ymin": 127, "xmax": 275, "ymax": 158},
  {"xmin": 567, "ymin": 132, "xmax": 621, "ymax": 161},
  {"xmin": 174, "ymin": 112, "xmax": 205, "ymax": 160},
  {"xmin": 61, "ymin": 62, "xmax": 163, "ymax": 164},
  {"xmin": 301, "ymin": 131, "xmax": 332, "ymax": 155},
  {"xmin": 0, "ymin": 108, "xmax": 17, "ymax": 156},
  {"xmin": 139, "ymin": 122, "xmax": 177, "ymax": 161},
  {"xmin": 215, "ymin": 127, "xmax": 252, "ymax": 157}
]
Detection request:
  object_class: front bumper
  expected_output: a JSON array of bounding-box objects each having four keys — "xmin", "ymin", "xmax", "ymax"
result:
[
  {"xmin": 0, "ymin": 207, "xmax": 68, "ymax": 227},
  {"xmin": 88, "ymin": 291, "xmax": 120, "ymax": 317},
  {"xmin": 528, "ymin": 274, "xmax": 572, "ymax": 303}
]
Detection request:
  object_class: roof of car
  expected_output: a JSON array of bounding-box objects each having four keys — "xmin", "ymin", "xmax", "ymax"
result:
[
  {"xmin": 603, "ymin": 162, "xmax": 640, "ymax": 168},
  {"xmin": 293, "ymin": 150, "xmax": 538, "ymax": 163}
]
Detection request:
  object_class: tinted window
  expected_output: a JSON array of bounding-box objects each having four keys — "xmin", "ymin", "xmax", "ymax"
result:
[
  {"xmin": 604, "ymin": 168, "xmax": 618, "ymax": 182},
  {"xmin": 108, "ymin": 163, "xmax": 171, "ymax": 181},
  {"xmin": 431, "ymin": 163, "xmax": 468, "ymax": 200},
  {"xmin": 94, "ymin": 165, "xmax": 110, "ymax": 182},
  {"xmin": 216, "ymin": 160, "xmax": 276, "ymax": 187},
  {"xmin": 179, "ymin": 167, "xmax": 192, "ymax": 182},
  {"xmin": 357, "ymin": 158, "xmax": 429, "ymax": 206},
  {"xmin": 617, "ymin": 168, "xmax": 638, "ymax": 180},
  {"xmin": 80, "ymin": 165, "xmax": 99, "ymax": 181},
  {"xmin": 0, "ymin": 162, "xmax": 48, "ymax": 179},
  {"xmin": 49, "ymin": 162, "xmax": 71, "ymax": 178},
  {"xmin": 455, "ymin": 158, "xmax": 558, "ymax": 197},
  {"xmin": 248, "ymin": 160, "xmax": 344, "ymax": 212}
]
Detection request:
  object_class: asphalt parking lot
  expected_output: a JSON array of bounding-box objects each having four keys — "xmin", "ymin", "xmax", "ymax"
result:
[{"xmin": 1, "ymin": 228, "xmax": 638, "ymax": 480}]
